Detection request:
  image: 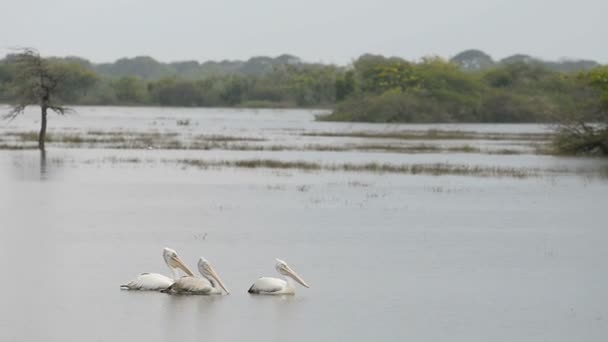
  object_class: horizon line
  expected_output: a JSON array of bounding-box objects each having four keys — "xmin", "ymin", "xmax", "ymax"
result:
[{"xmin": 0, "ymin": 48, "xmax": 605, "ymax": 66}]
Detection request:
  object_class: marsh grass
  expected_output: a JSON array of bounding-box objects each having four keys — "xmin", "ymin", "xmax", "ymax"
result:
[
  {"xmin": 80, "ymin": 156, "xmax": 144, "ymax": 164},
  {"xmin": 170, "ymin": 158, "xmax": 534, "ymax": 178},
  {"xmin": 3, "ymin": 131, "xmax": 39, "ymax": 141},
  {"xmin": 348, "ymin": 181, "xmax": 371, "ymax": 187},
  {"xmin": 353, "ymin": 144, "xmax": 484, "ymax": 153},
  {"xmin": 302, "ymin": 130, "xmax": 553, "ymax": 141},
  {"xmin": 0, "ymin": 131, "xmax": 265, "ymax": 149},
  {"xmin": 490, "ymin": 149, "xmax": 523, "ymax": 155},
  {"xmin": 0, "ymin": 143, "xmax": 37, "ymax": 150},
  {"xmin": 103, "ymin": 156, "xmax": 143, "ymax": 163},
  {"xmin": 193, "ymin": 134, "xmax": 265, "ymax": 142},
  {"xmin": 0, "ymin": 133, "xmax": 536, "ymax": 155},
  {"xmin": 28, "ymin": 155, "xmax": 605, "ymax": 179},
  {"xmin": 0, "ymin": 130, "xmax": 546, "ymax": 155}
]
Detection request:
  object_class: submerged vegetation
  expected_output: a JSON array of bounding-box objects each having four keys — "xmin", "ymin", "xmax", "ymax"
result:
[
  {"xmin": 301, "ymin": 130, "xmax": 552, "ymax": 141},
  {"xmin": 171, "ymin": 159, "xmax": 536, "ymax": 178},
  {"xmin": 0, "ymin": 130, "xmax": 264, "ymax": 150},
  {"xmin": 69, "ymin": 156, "xmax": 605, "ymax": 179},
  {"xmin": 0, "ymin": 129, "xmax": 547, "ymax": 155},
  {"xmin": 1, "ymin": 49, "xmax": 606, "ymax": 155}
]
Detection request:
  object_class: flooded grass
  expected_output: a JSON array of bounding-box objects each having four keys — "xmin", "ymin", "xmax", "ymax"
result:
[
  {"xmin": 0, "ymin": 128, "xmax": 557, "ymax": 158},
  {"xmin": 62, "ymin": 156, "xmax": 593, "ymax": 179},
  {"xmin": 3, "ymin": 131, "xmax": 40, "ymax": 141},
  {"xmin": 170, "ymin": 158, "xmax": 535, "ymax": 178},
  {"xmin": 490, "ymin": 149, "xmax": 524, "ymax": 155},
  {"xmin": 0, "ymin": 143, "xmax": 37, "ymax": 150},
  {"xmin": 0, "ymin": 131, "xmax": 266, "ymax": 149},
  {"xmin": 0, "ymin": 139, "xmax": 538, "ymax": 155},
  {"xmin": 353, "ymin": 143, "xmax": 484, "ymax": 154},
  {"xmin": 192, "ymin": 134, "xmax": 265, "ymax": 142},
  {"xmin": 2, "ymin": 109, "xmax": 605, "ymax": 182},
  {"xmin": 302, "ymin": 129, "xmax": 553, "ymax": 141},
  {"xmin": 348, "ymin": 181, "xmax": 371, "ymax": 187},
  {"xmin": 0, "ymin": 130, "xmax": 538, "ymax": 154}
]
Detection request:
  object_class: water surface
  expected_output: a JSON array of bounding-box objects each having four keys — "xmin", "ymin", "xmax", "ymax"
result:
[{"xmin": 1, "ymin": 107, "xmax": 607, "ymax": 342}]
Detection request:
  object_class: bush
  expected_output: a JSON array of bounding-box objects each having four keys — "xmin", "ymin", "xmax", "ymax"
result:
[
  {"xmin": 323, "ymin": 89, "xmax": 450, "ymax": 123},
  {"xmin": 553, "ymin": 125, "xmax": 608, "ymax": 155}
]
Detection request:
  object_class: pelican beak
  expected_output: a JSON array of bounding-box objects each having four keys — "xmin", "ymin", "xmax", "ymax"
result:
[
  {"xmin": 171, "ymin": 255, "xmax": 194, "ymax": 276},
  {"xmin": 205, "ymin": 264, "xmax": 230, "ymax": 294},
  {"xmin": 285, "ymin": 266, "xmax": 310, "ymax": 288}
]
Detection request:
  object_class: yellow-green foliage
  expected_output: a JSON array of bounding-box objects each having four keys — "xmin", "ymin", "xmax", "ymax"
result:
[
  {"xmin": 325, "ymin": 55, "xmax": 603, "ymax": 124},
  {"xmin": 585, "ymin": 66, "xmax": 608, "ymax": 109}
]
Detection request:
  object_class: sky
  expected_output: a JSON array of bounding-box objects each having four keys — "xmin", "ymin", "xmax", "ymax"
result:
[{"xmin": 1, "ymin": 0, "xmax": 606, "ymax": 65}]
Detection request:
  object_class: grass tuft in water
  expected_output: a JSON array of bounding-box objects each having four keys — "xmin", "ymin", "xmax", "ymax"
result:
[
  {"xmin": 171, "ymin": 158, "xmax": 533, "ymax": 178},
  {"xmin": 302, "ymin": 130, "xmax": 553, "ymax": 141}
]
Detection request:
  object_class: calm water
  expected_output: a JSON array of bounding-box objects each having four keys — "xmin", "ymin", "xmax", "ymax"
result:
[{"xmin": 1, "ymin": 107, "xmax": 607, "ymax": 342}]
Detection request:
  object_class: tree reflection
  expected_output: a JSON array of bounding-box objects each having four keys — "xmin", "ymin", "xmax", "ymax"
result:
[{"xmin": 39, "ymin": 149, "xmax": 48, "ymax": 180}]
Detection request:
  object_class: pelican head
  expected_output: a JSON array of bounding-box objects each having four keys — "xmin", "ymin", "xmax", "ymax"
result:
[
  {"xmin": 275, "ymin": 258, "xmax": 310, "ymax": 288},
  {"xmin": 163, "ymin": 248, "xmax": 194, "ymax": 276},
  {"xmin": 198, "ymin": 257, "xmax": 230, "ymax": 294}
]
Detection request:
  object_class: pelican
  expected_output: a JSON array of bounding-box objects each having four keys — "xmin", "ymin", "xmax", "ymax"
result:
[
  {"xmin": 120, "ymin": 248, "xmax": 194, "ymax": 291},
  {"xmin": 162, "ymin": 257, "xmax": 230, "ymax": 295},
  {"xmin": 248, "ymin": 259, "xmax": 310, "ymax": 295}
]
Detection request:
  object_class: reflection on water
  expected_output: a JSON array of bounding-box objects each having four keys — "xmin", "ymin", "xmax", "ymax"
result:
[
  {"xmin": 161, "ymin": 294, "xmax": 223, "ymax": 340},
  {"xmin": 5, "ymin": 149, "xmax": 67, "ymax": 181},
  {"xmin": 40, "ymin": 149, "xmax": 48, "ymax": 180},
  {"xmin": 601, "ymin": 165, "xmax": 608, "ymax": 178}
]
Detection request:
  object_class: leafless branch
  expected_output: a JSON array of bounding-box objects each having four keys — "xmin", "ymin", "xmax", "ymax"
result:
[
  {"xmin": 2, "ymin": 104, "xmax": 28, "ymax": 121},
  {"xmin": 48, "ymin": 105, "xmax": 73, "ymax": 115}
]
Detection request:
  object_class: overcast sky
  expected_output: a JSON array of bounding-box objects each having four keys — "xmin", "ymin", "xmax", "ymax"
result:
[{"xmin": 1, "ymin": 0, "xmax": 606, "ymax": 64}]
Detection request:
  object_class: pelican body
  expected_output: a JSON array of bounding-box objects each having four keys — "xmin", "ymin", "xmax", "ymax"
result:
[
  {"xmin": 163, "ymin": 257, "xmax": 230, "ymax": 295},
  {"xmin": 248, "ymin": 259, "xmax": 310, "ymax": 295},
  {"xmin": 120, "ymin": 248, "xmax": 194, "ymax": 291}
]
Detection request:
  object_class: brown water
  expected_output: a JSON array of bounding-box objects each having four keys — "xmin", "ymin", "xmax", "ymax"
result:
[{"xmin": 1, "ymin": 107, "xmax": 607, "ymax": 342}]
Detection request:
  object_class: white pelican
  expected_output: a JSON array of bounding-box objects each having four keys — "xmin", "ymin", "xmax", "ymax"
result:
[
  {"xmin": 248, "ymin": 259, "xmax": 310, "ymax": 295},
  {"xmin": 162, "ymin": 257, "xmax": 230, "ymax": 295},
  {"xmin": 120, "ymin": 248, "xmax": 194, "ymax": 291}
]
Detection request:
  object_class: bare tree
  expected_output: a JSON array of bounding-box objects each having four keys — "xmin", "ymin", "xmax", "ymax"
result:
[{"xmin": 3, "ymin": 48, "xmax": 96, "ymax": 150}]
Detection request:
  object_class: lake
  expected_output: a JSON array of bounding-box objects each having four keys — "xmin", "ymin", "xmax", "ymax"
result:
[{"xmin": 1, "ymin": 107, "xmax": 607, "ymax": 342}]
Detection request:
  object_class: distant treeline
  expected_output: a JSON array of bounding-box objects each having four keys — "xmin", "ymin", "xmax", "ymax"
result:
[
  {"xmin": 326, "ymin": 52, "xmax": 607, "ymax": 123},
  {"xmin": 0, "ymin": 49, "xmax": 606, "ymax": 123},
  {"xmin": 0, "ymin": 54, "xmax": 339, "ymax": 108}
]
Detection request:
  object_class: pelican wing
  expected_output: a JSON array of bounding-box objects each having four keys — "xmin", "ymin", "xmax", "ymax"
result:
[
  {"xmin": 164, "ymin": 276, "xmax": 213, "ymax": 295},
  {"xmin": 248, "ymin": 277, "xmax": 286, "ymax": 294},
  {"xmin": 121, "ymin": 273, "xmax": 173, "ymax": 291}
]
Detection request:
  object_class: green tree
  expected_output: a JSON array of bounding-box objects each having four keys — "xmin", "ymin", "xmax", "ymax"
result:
[
  {"xmin": 112, "ymin": 76, "xmax": 148, "ymax": 104},
  {"xmin": 148, "ymin": 78, "xmax": 208, "ymax": 106},
  {"xmin": 451, "ymin": 49, "xmax": 495, "ymax": 71},
  {"xmin": 371, "ymin": 61, "xmax": 418, "ymax": 93},
  {"xmin": 0, "ymin": 60, "xmax": 15, "ymax": 102},
  {"xmin": 554, "ymin": 67, "xmax": 608, "ymax": 154},
  {"xmin": 336, "ymin": 70, "xmax": 355, "ymax": 101},
  {"xmin": 3, "ymin": 49, "xmax": 97, "ymax": 150},
  {"xmin": 220, "ymin": 76, "xmax": 251, "ymax": 105},
  {"xmin": 587, "ymin": 66, "xmax": 608, "ymax": 110}
]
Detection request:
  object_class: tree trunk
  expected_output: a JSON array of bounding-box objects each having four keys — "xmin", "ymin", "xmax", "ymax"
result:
[{"xmin": 39, "ymin": 105, "xmax": 48, "ymax": 150}]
